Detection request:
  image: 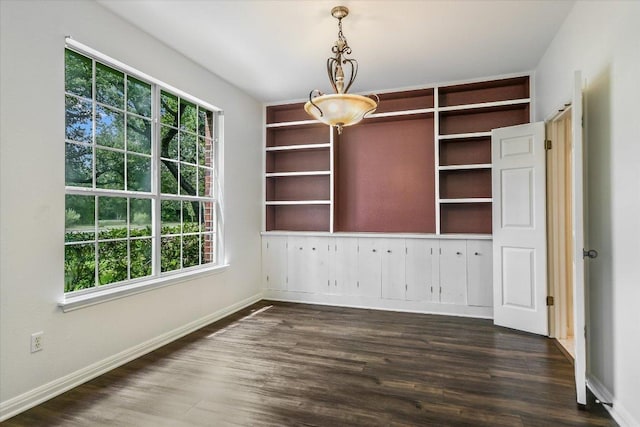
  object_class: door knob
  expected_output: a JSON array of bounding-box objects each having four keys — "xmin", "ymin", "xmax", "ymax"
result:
[
  {"xmin": 583, "ymin": 249, "xmax": 598, "ymax": 259},
  {"xmin": 456, "ymin": 251, "xmax": 462, "ymax": 255},
  {"xmin": 387, "ymin": 250, "xmax": 392, "ymax": 253}
]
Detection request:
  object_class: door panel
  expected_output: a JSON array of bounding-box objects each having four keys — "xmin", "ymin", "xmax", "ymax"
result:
[
  {"xmin": 381, "ymin": 239, "xmax": 406, "ymax": 300},
  {"xmin": 262, "ymin": 236, "xmax": 287, "ymax": 290},
  {"xmin": 467, "ymin": 240, "xmax": 493, "ymax": 307},
  {"xmin": 329, "ymin": 237, "xmax": 358, "ymax": 295},
  {"xmin": 406, "ymin": 239, "xmax": 437, "ymax": 301},
  {"xmin": 439, "ymin": 240, "xmax": 467, "ymax": 305},
  {"xmin": 356, "ymin": 238, "xmax": 382, "ymax": 297},
  {"xmin": 492, "ymin": 122, "xmax": 547, "ymax": 335}
]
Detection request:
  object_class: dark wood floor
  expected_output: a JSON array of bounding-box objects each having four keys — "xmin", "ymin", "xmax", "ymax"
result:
[{"xmin": 4, "ymin": 301, "xmax": 615, "ymax": 426}]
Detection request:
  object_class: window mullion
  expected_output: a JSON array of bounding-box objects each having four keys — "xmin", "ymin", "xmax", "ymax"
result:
[{"xmin": 153, "ymin": 83, "xmax": 162, "ymax": 277}]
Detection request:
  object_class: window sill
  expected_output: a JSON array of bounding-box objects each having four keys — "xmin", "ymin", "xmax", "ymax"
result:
[{"xmin": 58, "ymin": 264, "xmax": 230, "ymax": 313}]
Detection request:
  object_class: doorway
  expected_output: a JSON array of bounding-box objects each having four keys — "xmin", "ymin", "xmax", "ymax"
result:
[{"xmin": 546, "ymin": 107, "xmax": 575, "ymax": 358}]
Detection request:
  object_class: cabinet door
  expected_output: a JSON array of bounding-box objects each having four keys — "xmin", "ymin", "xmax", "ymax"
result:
[
  {"xmin": 466, "ymin": 240, "xmax": 493, "ymax": 306},
  {"xmin": 356, "ymin": 238, "xmax": 382, "ymax": 297},
  {"xmin": 288, "ymin": 236, "xmax": 328, "ymax": 293},
  {"xmin": 381, "ymin": 239, "xmax": 406, "ymax": 300},
  {"xmin": 406, "ymin": 239, "xmax": 438, "ymax": 301},
  {"xmin": 262, "ymin": 236, "xmax": 288, "ymax": 290},
  {"xmin": 329, "ymin": 237, "xmax": 358, "ymax": 295},
  {"xmin": 307, "ymin": 237, "xmax": 330, "ymax": 294},
  {"xmin": 439, "ymin": 240, "xmax": 467, "ymax": 304}
]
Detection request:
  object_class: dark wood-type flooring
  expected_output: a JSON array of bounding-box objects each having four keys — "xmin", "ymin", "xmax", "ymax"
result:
[{"xmin": 3, "ymin": 301, "xmax": 615, "ymax": 426}]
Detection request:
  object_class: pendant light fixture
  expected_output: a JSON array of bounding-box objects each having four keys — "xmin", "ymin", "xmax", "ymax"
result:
[{"xmin": 304, "ymin": 6, "xmax": 378, "ymax": 134}]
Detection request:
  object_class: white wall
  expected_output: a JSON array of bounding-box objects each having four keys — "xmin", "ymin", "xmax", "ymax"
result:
[
  {"xmin": 0, "ymin": 0, "xmax": 263, "ymax": 417},
  {"xmin": 536, "ymin": 2, "xmax": 640, "ymax": 425}
]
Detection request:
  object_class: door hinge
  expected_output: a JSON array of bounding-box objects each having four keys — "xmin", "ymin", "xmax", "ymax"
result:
[
  {"xmin": 266, "ymin": 275, "xmax": 269, "ymax": 281},
  {"xmin": 266, "ymin": 242, "xmax": 269, "ymax": 249},
  {"xmin": 545, "ymin": 139, "xmax": 552, "ymax": 150},
  {"xmin": 546, "ymin": 296, "xmax": 554, "ymax": 306}
]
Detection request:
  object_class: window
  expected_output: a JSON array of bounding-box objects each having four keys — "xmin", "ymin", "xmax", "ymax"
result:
[{"xmin": 64, "ymin": 45, "xmax": 221, "ymax": 295}]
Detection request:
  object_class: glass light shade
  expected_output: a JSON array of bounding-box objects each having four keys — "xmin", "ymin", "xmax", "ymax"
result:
[{"xmin": 304, "ymin": 94, "xmax": 377, "ymax": 128}]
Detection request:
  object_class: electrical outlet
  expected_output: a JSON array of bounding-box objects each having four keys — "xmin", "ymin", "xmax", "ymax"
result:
[{"xmin": 31, "ymin": 332, "xmax": 43, "ymax": 353}]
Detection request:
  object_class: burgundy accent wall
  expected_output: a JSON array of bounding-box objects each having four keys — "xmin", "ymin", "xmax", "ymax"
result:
[
  {"xmin": 440, "ymin": 170, "xmax": 492, "ymax": 199},
  {"xmin": 266, "ymin": 175, "xmax": 330, "ymax": 201},
  {"xmin": 440, "ymin": 203, "xmax": 492, "ymax": 234},
  {"xmin": 266, "ymin": 150, "xmax": 330, "ymax": 173},
  {"xmin": 267, "ymin": 125, "xmax": 328, "ymax": 147},
  {"xmin": 266, "ymin": 205, "xmax": 330, "ymax": 231},
  {"xmin": 439, "ymin": 77, "xmax": 529, "ymax": 107},
  {"xmin": 439, "ymin": 137, "xmax": 492, "ymax": 166},
  {"xmin": 336, "ymin": 116, "xmax": 435, "ymax": 232}
]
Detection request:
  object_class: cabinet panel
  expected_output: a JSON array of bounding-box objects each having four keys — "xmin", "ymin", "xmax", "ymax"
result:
[
  {"xmin": 381, "ymin": 239, "xmax": 406, "ymax": 300},
  {"xmin": 329, "ymin": 237, "xmax": 358, "ymax": 295},
  {"xmin": 406, "ymin": 239, "xmax": 438, "ymax": 301},
  {"xmin": 439, "ymin": 240, "xmax": 467, "ymax": 304},
  {"xmin": 466, "ymin": 240, "xmax": 493, "ymax": 307},
  {"xmin": 287, "ymin": 236, "xmax": 328, "ymax": 293},
  {"xmin": 262, "ymin": 236, "xmax": 287, "ymax": 290},
  {"xmin": 355, "ymin": 239, "xmax": 382, "ymax": 297}
]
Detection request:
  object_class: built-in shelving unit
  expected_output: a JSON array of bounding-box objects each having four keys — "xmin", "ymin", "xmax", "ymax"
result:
[{"xmin": 264, "ymin": 75, "xmax": 531, "ymax": 235}]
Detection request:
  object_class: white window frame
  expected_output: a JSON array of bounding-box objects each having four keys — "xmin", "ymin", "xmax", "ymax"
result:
[{"xmin": 60, "ymin": 38, "xmax": 226, "ymax": 312}]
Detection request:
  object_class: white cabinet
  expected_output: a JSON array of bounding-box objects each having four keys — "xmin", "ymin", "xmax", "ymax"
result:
[
  {"xmin": 287, "ymin": 236, "xmax": 329, "ymax": 293},
  {"xmin": 262, "ymin": 235, "xmax": 492, "ymax": 315},
  {"xmin": 355, "ymin": 239, "xmax": 382, "ymax": 297},
  {"xmin": 381, "ymin": 239, "xmax": 407, "ymax": 300},
  {"xmin": 466, "ymin": 240, "xmax": 493, "ymax": 306},
  {"xmin": 405, "ymin": 239, "xmax": 438, "ymax": 301},
  {"xmin": 262, "ymin": 236, "xmax": 287, "ymax": 290},
  {"xmin": 329, "ymin": 237, "xmax": 358, "ymax": 295},
  {"xmin": 438, "ymin": 240, "xmax": 467, "ymax": 304}
]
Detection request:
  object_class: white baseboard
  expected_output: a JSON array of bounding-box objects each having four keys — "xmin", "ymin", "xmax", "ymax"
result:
[
  {"xmin": 0, "ymin": 292, "xmax": 263, "ymax": 422},
  {"xmin": 587, "ymin": 374, "xmax": 638, "ymax": 427}
]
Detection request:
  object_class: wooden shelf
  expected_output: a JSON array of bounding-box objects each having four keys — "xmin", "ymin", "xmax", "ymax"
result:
[
  {"xmin": 440, "ymin": 198, "xmax": 493, "ymax": 204},
  {"xmin": 440, "ymin": 169, "xmax": 492, "ymax": 199},
  {"xmin": 439, "ymin": 164, "xmax": 491, "ymax": 171},
  {"xmin": 266, "ymin": 119, "xmax": 320, "ymax": 128},
  {"xmin": 439, "ymin": 136, "xmax": 492, "ymax": 166},
  {"xmin": 266, "ymin": 204, "xmax": 330, "ymax": 232},
  {"xmin": 440, "ymin": 202, "xmax": 493, "ymax": 234},
  {"xmin": 438, "ymin": 131, "xmax": 492, "ymax": 140},
  {"xmin": 439, "ymin": 76, "xmax": 530, "ymax": 107},
  {"xmin": 439, "ymin": 98, "xmax": 530, "ymax": 112},
  {"xmin": 439, "ymin": 104, "xmax": 530, "ymax": 136},
  {"xmin": 265, "ymin": 200, "xmax": 331, "ymax": 205},
  {"xmin": 266, "ymin": 102, "xmax": 313, "ymax": 124},
  {"xmin": 266, "ymin": 143, "xmax": 330, "ymax": 152},
  {"xmin": 375, "ymin": 88, "xmax": 435, "ymax": 114},
  {"xmin": 265, "ymin": 171, "xmax": 330, "ymax": 177}
]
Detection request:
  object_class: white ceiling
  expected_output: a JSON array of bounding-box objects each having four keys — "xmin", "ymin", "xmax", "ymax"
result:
[{"xmin": 98, "ymin": 0, "xmax": 575, "ymax": 103}]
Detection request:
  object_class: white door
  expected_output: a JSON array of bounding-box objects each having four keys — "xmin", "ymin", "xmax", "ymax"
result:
[
  {"xmin": 262, "ymin": 236, "xmax": 287, "ymax": 290},
  {"xmin": 439, "ymin": 240, "xmax": 467, "ymax": 305},
  {"xmin": 492, "ymin": 122, "xmax": 547, "ymax": 335},
  {"xmin": 356, "ymin": 238, "xmax": 382, "ymax": 297},
  {"xmin": 467, "ymin": 240, "xmax": 493, "ymax": 307},
  {"xmin": 406, "ymin": 239, "xmax": 437, "ymax": 301},
  {"xmin": 287, "ymin": 236, "xmax": 312, "ymax": 292},
  {"xmin": 571, "ymin": 70, "xmax": 587, "ymax": 406},
  {"xmin": 307, "ymin": 237, "xmax": 330, "ymax": 294},
  {"xmin": 381, "ymin": 239, "xmax": 406, "ymax": 300},
  {"xmin": 329, "ymin": 237, "xmax": 358, "ymax": 295}
]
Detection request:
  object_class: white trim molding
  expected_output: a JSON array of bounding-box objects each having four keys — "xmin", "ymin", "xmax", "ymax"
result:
[{"xmin": 0, "ymin": 292, "xmax": 263, "ymax": 422}]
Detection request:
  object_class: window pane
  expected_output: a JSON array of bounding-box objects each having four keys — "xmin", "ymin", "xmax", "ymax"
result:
[
  {"xmin": 201, "ymin": 233, "xmax": 215, "ymax": 265},
  {"xmin": 65, "ymin": 194, "xmax": 95, "ymax": 242},
  {"xmin": 65, "ymin": 243, "xmax": 96, "ymax": 292},
  {"xmin": 160, "ymin": 126, "xmax": 178, "ymax": 160},
  {"xmin": 98, "ymin": 240, "xmax": 128, "ymax": 285},
  {"xmin": 160, "ymin": 161, "xmax": 179, "ymax": 194},
  {"xmin": 65, "ymin": 96, "xmax": 92, "ymax": 143},
  {"xmin": 183, "ymin": 235, "xmax": 199, "ymax": 268},
  {"xmin": 98, "ymin": 196, "xmax": 127, "ymax": 240},
  {"xmin": 180, "ymin": 99, "xmax": 197, "ymax": 133},
  {"xmin": 127, "ymin": 115, "xmax": 151, "ymax": 154},
  {"xmin": 127, "ymin": 76, "xmax": 151, "ymax": 117},
  {"xmin": 96, "ymin": 105, "xmax": 125, "ymax": 149},
  {"xmin": 161, "ymin": 91, "xmax": 178, "ymax": 127},
  {"xmin": 96, "ymin": 149, "xmax": 125, "ymax": 190},
  {"xmin": 182, "ymin": 201, "xmax": 199, "ymax": 233},
  {"xmin": 161, "ymin": 199, "xmax": 181, "ymax": 235},
  {"xmin": 65, "ymin": 143, "xmax": 93, "ymax": 187},
  {"xmin": 65, "ymin": 49, "xmax": 92, "ymax": 99},
  {"xmin": 198, "ymin": 108, "xmax": 214, "ymax": 138},
  {"xmin": 198, "ymin": 136, "xmax": 212, "ymax": 167},
  {"xmin": 180, "ymin": 164, "xmax": 197, "ymax": 196},
  {"xmin": 180, "ymin": 131, "xmax": 197, "ymax": 164},
  {"xmin": 161, "ymin": 236, "xmax": 181, "ymax": 272},
  {"xmin": 127, "ymin": 154, "xmax": 151, "ymax": 192},
  {"xmin": 96, "ymin": 63, "xmax": 124, "ymax": 109},
  {"xmin": 130, "ymin": 198, "xmax": 152, "ymax": 237},
  {"xmin": 130, "ymin": 238, "xmax": 152, "ymax": 279},
  {"xmin": 201, "ymin": 201, "xmax": 216, "ymax": 233},
  {"xmin": 198, "ymin": 167, "xmax": 213, "ymax": 197}
]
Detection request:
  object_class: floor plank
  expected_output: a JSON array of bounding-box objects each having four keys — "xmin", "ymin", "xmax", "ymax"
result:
[{"xmin": 3, "ymin": 301, "xmax": 615, "ymax": 426}]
